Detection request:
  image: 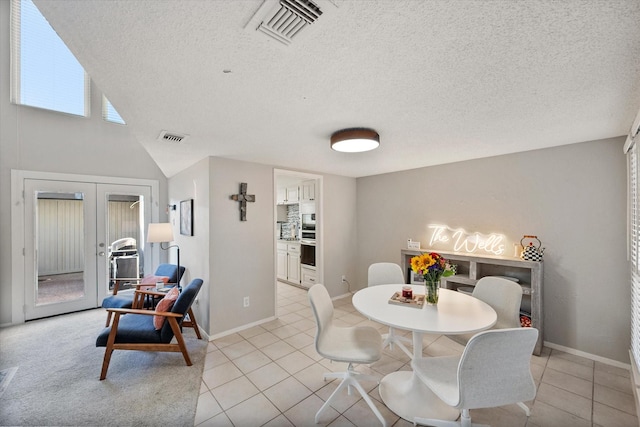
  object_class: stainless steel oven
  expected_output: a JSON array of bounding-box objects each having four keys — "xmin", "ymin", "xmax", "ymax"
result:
[{"xmin": 300, "ymin": 240, "xmax": 316, "ymax": 267}]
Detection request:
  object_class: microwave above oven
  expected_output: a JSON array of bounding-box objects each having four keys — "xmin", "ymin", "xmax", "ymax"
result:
[{"xmin": 301, "ymin": 213, "xmax": 315, "ymax": 230}]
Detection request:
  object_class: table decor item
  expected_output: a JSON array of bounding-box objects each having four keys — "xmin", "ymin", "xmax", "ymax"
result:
[
  {"xmin": 407, "ymin": 239, "xmax": 421, "ymax": 250},
  {"xmin": 402, "ymin": 286, "xmax": 413, "ymax": 298},
  {"xmin": 388, "ymin": 291, "xmax": 425, "ymax": 308},
  {"xmin": 410, "ymin": 252, "xmax": 455, "ymax": 305},
  {"xmin": 520, "ymin": 235, "xmax": 544, "ymax": 261}
]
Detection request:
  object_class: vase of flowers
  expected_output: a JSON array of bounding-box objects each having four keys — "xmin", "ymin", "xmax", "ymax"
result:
[{"xmin": 410, "ymin": 252, "xmax": 455, "ymax": 305}]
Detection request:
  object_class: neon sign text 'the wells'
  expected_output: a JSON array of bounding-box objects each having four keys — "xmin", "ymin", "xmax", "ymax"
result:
[{"xmin": 427, "ymin": 225, "xmax": 506, "ymax": 256}]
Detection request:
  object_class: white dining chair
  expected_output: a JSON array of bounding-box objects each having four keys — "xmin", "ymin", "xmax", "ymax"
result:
[
  {"xmin": 450, "ymin": 276, "xmax": 523, "ymax": 346},
  {"xmin": 308, "ymin": 284, "xmax": 387, "ymax": 427},
  {"xmin": 368, "ymin": 262, "xmax": 413, "ymax": 358},
  {"xmin": 412, "ymin": 327, "xmax": 539, "ymax": 427}
]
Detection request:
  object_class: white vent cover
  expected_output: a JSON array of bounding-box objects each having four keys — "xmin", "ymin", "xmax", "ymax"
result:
[
  {"xmin": 158, "ymin": 130, "xmax": 189, "ymax": 143},
  {"xmin": 246, "ymin": 0, "xmax": 327, "ymax": 46}
]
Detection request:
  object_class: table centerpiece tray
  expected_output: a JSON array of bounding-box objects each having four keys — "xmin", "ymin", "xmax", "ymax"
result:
[{"xmin": 388, "ymin": 291, "xmax": 425, "ymax": 308}]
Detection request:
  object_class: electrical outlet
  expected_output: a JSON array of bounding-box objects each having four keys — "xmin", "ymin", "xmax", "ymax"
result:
[
  {"xmin": 243, "ymin": 296, "xmax": 250, "ymax": 308},
  {"xmin": 341, "ymin": 275, "xmax": 347, "ymax": 283}
]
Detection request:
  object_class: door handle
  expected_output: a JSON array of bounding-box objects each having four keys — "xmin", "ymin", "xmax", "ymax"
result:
[{"xmin": 98, "ymin": 252, "xmax": 105, "ymax": 256}]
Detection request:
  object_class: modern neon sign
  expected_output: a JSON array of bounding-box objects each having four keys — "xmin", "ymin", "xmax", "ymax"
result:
[{"xmin": 427, "ymin": 224, "xmax": 506, "ymax": 256}]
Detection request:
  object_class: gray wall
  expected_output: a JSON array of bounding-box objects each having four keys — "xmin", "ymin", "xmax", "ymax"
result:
[
  {"xmin": 208, "ymin": 157, "xmax": 276, "ymax": 335},
  {"xmin": 167, "ymin": 157, "xmax": 210, "ymax": 333},
  {"xmin": 0, "ymin": 0, "xmax": 168, "ymax": 325},
  {"xmin": 168, "ymin": 158, "xmax": 358, "ymax": 336},
  {"xmin": 322, "ymin": 173, "xmax": 358, "ymax": 296},
  {"xmin": 356, "ymin": 138, "xmax": 629, "ymax": 363}
]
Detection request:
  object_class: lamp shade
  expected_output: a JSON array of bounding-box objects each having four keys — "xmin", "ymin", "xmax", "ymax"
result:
[
  {"xmin": 147, "ymin": 223, "xmax": 174, "ymax": 243},
  {"xmin": 330, "ymin": 128, "xmax": 380, "ymax": 153}
]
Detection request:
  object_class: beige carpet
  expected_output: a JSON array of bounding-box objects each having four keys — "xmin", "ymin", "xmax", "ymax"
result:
[{"xmin": 0, "ymin": 308, "xmax": 207, "ymax": 426}]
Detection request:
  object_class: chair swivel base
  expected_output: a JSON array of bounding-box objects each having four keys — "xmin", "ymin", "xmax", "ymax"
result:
[
  {"xmin": 381, "ymin": 328, "xmax": 413, "ymax": 359},
  {"xmin": 315, "ymin": 363, "xmax": 387, "ymax": 427}
]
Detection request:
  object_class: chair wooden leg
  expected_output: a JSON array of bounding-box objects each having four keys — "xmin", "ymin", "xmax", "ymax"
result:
[
  {"xmin": 105, "ymin": 311, "xmax": 113, "ymax": 327},
  {"xmin": 168, "ymin": 317, "xmax": 192, "ymax": 366},
  {"xmin": 100, "ymin": 313, "xmax": 121, "ymax": 380},
  {"xmin": 183, "ymin": 307, "xmax": 202, "ymax": 339}
]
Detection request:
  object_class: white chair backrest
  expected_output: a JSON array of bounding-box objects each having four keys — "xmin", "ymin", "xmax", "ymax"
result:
[
  {"xmin": 457, "ymin": 327, "xmax": 538, "ymax": 410},
  {"xmin": 368, "ymin": 262, "xmax": 405, "ymax": 287},
  {"xmin": 308, "ymin": 284, "xmax": 335, "ymax": 356},
  {"xmin": 472, "ymin": 276, "xmax": 523, "ymax": 329}
]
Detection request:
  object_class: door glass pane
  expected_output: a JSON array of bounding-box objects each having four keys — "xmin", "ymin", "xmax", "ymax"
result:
[
  {"xmin": 107, "ymin": 194, "xmax": 144, "ymax": 293},
  {"xmin": 36, "ymin": 192, "xmax": 85, "ymax": 305}
]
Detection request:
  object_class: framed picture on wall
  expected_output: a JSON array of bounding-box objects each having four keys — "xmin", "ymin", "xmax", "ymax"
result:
[{"xmin": 180, "ymin": 199, "xmax": 194, "ymax": 236}]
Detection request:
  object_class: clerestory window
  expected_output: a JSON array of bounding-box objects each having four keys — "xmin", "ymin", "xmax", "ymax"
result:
[
  {"xmin": 10, "ymin": 0, "xmax": 90, "ymax": 117},
  {"xmin": 103, "ymin": 96, "xmax": 126, "ymax": 125}
]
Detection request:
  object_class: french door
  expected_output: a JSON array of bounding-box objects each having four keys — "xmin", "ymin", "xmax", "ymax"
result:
[{"xmin": 23, "ymin": 179, "xmax": 152, "ymax": 320}]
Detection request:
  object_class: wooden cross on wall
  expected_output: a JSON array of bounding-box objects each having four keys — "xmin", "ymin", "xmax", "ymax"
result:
[{"xmin": 230, "ymin": 183, "xmax": 255, "ymax": 221}]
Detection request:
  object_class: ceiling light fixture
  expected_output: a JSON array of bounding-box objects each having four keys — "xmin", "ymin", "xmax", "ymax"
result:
[{"xmin": 330, "ymin": 128, "xmax": 380, "ymax": 153}]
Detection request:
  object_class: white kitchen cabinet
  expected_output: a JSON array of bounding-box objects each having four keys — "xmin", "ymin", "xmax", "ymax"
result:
[
  {"xmin": 287, "ymin": 243, "xmax": 301, "ymax": 283},
  {"xmin": 300, "ymin": 180, "xmax": 315, "ymax": 202},
  {"xmin": 277, "ymin": 241, "xmax": 300, "ymax": 284},
  {"xmin": 401, "ymin": 249, "xmax": 544, "ymax": 355},
  {"xmin": 286, "ymin": 186, "xmax": 299, "ymax": 204},
  {"xmin": 301, "ymin": 265, "xmax": 317, "ymax": 288},
  {"xmin": 277, "ymin": 243, "xmax": 288, "ymax": 281},
  {"xmin": 277, "ymin": 186, "xmax": 300, "ymax": 205},
  {"xmin": 276, "ymin": 188, "xmax": 287, "ymax": 205}
]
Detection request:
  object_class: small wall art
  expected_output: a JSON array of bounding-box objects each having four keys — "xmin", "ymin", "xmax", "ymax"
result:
[{"xmin": 180, "ymin": 199, "xmax": 194, "ymax": 236}]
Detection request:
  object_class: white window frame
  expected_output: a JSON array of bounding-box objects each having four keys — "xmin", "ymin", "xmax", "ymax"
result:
[
  {"xmin": 626, "ymin": 120, "xmax": 640, "ymax": 414},
  {"xmin": 102, "ymin": 96, "xmax": 126, "ymax": 125},
  {"xmin": 10, "ymin": 0, "xmax": 90, "ymax": 117}
]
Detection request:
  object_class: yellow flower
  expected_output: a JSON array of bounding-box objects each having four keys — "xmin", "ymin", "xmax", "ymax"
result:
[{"xmin": 411, "ymin": 253, "xmax": 435, "ymax": 274}]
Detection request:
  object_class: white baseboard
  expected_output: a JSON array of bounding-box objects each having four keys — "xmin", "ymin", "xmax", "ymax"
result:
[
  {"xmin": 207, "ymin": 315, "xmax": 277, "ymax": 341},
  {"xmin": 333, "ymin": 291, "xmax": 352, "ymax": 301},
  {"xmin": 197, "ymin": 326, "xmax": 210, "ymax": 341},
  {"xmin": 205, "ymin": 292, "xmax": 352, "ymax": 341},
  {"xmin": 544, "ymin": 341, "xmax": 630, "ymax": 370}
]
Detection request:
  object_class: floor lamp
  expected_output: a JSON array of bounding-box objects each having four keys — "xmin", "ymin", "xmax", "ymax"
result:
[{"xmin": 147, "ymin": 223, "xmax": 181, "ymax": 289}]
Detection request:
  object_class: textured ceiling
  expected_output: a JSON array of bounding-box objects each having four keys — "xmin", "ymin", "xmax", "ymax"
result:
[{"xmin": 33, "ymin": 0, "xmax": 640, "ymax": 178}]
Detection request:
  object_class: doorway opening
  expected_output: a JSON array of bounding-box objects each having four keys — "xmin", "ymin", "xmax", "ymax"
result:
[{"xmin": 274, "ymin": 169, "xmax": 322, "ymax": 313}]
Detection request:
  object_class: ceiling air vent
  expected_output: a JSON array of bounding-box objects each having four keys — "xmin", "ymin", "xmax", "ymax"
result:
[
  {"xmin": 248, "ymin": 0, "xmax": 324, "ymax": 46},
  {"xmin": 158, "ymin": 130, "xmax": 188, "ymax": 143}
]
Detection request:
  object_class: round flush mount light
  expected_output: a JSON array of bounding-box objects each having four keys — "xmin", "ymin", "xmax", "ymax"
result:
[{"xmin": 330, "ymin": 128, "xmax": 380, "ymax": 153}]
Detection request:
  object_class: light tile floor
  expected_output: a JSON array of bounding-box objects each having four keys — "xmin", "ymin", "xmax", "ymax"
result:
[{"xmin": 195, "ymin": 283, "xmax": 638, "ymax": 426}]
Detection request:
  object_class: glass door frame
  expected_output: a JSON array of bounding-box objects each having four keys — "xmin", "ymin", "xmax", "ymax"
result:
[
  {"xmin": 96, "ymin": 183, "xmax": 153, "ymax": 304},
  {"xmin": 23, "ymin": 179, "xmax": 97, "ymax": 320},
  {"xmin": 10, "ymin": 170, "xmax": 160, "ymax": 324}
]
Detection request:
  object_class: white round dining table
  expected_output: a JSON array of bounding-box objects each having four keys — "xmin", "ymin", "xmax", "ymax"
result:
[{"xmin": 352, "ymin": 284, "xmax": 497, "ymax": 422}]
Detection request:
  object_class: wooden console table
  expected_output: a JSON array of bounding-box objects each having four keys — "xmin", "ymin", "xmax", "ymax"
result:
[{"xmin": 401, "ymin": 249, "xmax": 544, "ymax": 355}]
